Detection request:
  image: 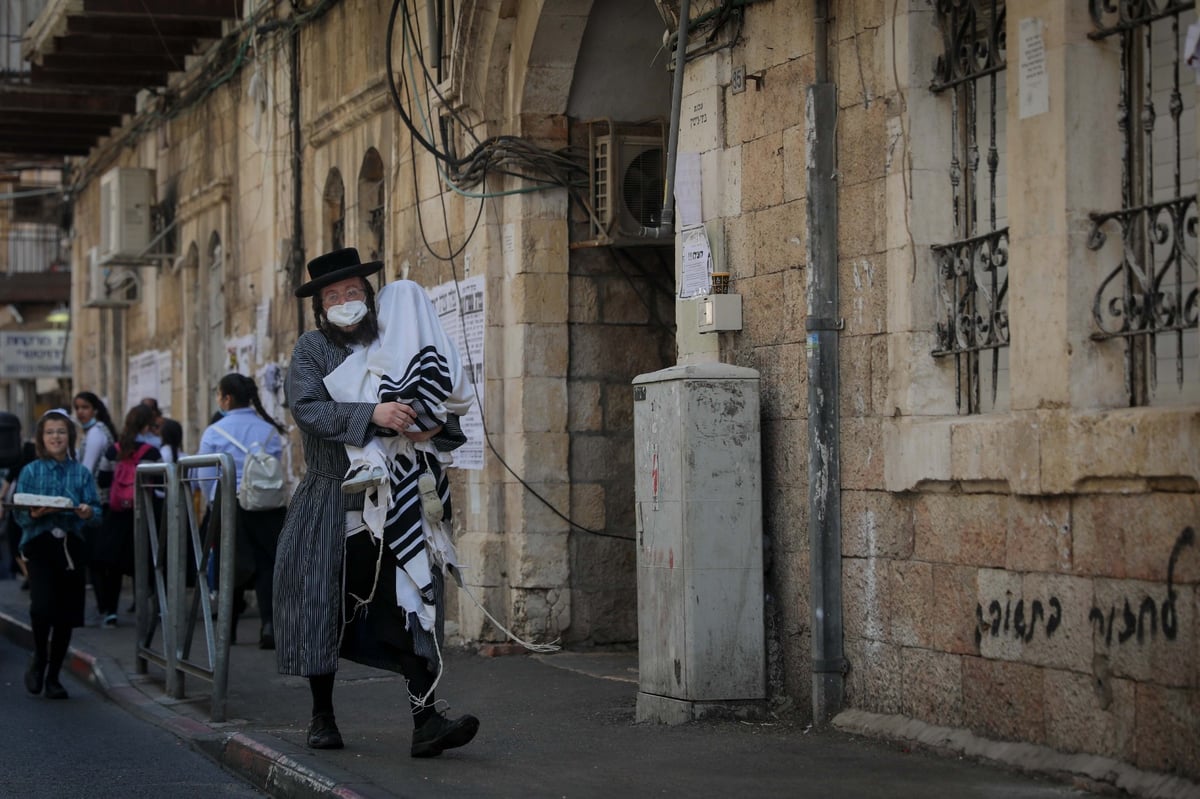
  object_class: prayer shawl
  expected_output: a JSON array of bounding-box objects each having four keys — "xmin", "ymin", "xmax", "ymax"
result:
[{"xmin": 323, "ymin": 280, "xmax": 473, "ymax": 632}]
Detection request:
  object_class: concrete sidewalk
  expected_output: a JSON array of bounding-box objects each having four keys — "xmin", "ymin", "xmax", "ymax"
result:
[{"xmin": 0, "ymin": 577, "xmax": 1134, "ymax": 798}]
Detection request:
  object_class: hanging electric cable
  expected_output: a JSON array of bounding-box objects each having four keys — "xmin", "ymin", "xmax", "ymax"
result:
[
  {"xmin": 393, "ymin": 0, "xmax": 633, "ymax": 542},
  {"xmin": 385, "ymin": 0, "xmax": 586, "ymax": 193}
]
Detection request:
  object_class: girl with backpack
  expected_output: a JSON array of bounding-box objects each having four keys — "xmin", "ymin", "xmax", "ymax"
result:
[
  {"xmin": 94, "ymin": 404, "xmax": 162, "ymax": 627},
  {"xmin": 74, "ymin": 391, "xmax": 118, "ymax": 619},
  {"xmin": 195, "ymin": 373, "xmax": 288, "ymax": 649},
  {"xmin": 13, "ymin": 410, "xmax": 101, "ymax": 699},
  {"xmin": 73, "ymin": 391, "xmax": 118, "ymax": 478}
]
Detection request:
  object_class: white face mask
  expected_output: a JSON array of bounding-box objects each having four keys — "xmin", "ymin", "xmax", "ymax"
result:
[{"xmin": 326, "ymin": 300, "xmax": 368, "ymax": 328}]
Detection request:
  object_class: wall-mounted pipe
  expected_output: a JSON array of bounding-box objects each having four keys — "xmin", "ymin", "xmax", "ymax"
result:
[
  {"xmin": 639, "ymin": 0, "xmax": 690, "ymax": 240},
  {"xmin": 291, "ymin": 20, "xmax": 306, "ymax": 332},
  {"xmin": 806, "ymin": 0, "xmax": 845, "ymax": 725}
]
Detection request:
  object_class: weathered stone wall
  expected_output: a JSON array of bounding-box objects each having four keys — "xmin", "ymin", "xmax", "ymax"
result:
[
  {"xmin": 567, "ymin": 244, "xmax": 675, "ymax": 644},
  {"xmin": 862, "ymin": 0, "xmax": 1200, "ymax": 782}
]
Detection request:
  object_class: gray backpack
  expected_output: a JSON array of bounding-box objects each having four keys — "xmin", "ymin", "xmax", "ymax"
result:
[{"xmin": 214, "ymin": 426, "xmax": 287, "ymax": 511}]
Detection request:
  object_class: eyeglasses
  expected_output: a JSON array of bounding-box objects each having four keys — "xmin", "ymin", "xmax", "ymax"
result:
[{"xmin": 321, "ymin": 286, "xmax": 365, "ymax": 307}]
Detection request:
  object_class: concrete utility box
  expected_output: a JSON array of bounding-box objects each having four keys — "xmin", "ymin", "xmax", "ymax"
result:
[{"xmin": 632, "ymin": 363, "xmax": 765, "ymax": 724}]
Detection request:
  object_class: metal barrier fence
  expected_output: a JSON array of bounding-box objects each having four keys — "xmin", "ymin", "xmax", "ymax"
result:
[{"xmin": 132, "ymin": 452, "xmax": 237, "ymax": 721}]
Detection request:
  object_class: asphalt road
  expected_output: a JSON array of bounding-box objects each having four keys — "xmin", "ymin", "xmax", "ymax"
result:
[{"xmin": 0, "ymin": 635, "xmax": 262, "ymax": 798}]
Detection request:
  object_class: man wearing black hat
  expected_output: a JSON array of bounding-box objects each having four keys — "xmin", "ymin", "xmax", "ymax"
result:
[{"xmin": 273, "ymin": 247, "xmax": 479, "ymax": 756}]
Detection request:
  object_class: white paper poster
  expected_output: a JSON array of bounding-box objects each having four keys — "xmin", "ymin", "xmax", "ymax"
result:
[
  {"xmin": 255, "ymin": 299, "xmax": 271, "ymax": 360},
  {"xmin": 225, "ymin": 335, "xmax": 256, "ymax": 376},
  {"xmin": 679, "ymin": 226, "xmax": 714, "ymax": 299},
  {"xmin": 156, "ymin": 350, "xmax": 174, "ymax": 418},
  {"xmin": 256, "ymin": 361, "xmax": 286, "ymax": 428},
  {"xmin": 1019, "ymin": 18, "xmax": 1049, "ymax": 119},
  {"xmin": 428, "ymin": 276, "xmax": 486, "ymax": 471},
  {"xmin": 125, "ymin": 350, "xmax": 159, "ymax": 414}
]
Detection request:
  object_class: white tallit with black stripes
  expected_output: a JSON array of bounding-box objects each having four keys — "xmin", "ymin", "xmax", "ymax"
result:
[{"xmin": 323, "ymin": 280, "xmax": 473, "ymax": 632}]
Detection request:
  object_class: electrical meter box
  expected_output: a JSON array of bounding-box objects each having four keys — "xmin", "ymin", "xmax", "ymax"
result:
[{"xmin": 632, "ymin": 363, "xmax": 765, "ymax": 724}]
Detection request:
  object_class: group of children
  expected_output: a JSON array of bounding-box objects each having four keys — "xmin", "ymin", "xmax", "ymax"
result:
[{"xmin": 2, "ymin": 381, "xmax": 284, "ymax": 699}]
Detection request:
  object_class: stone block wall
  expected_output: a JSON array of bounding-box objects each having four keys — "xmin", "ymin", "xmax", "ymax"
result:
[
  {"xmin": 567, "ymin": 244, "xmax": 674, "ymax": 645},
  {"xmin": 843, "ymin": 491, "xmax": 1197, "ymax": 774}
]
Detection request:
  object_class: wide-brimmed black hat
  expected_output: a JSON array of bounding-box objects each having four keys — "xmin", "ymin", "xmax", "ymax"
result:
[{"xmin": 295, "ymin": 247, "xmax": 383, "ymax": 297}]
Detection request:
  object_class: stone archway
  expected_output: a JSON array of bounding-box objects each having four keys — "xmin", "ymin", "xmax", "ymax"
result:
[{"xmin": 442, "ymin": 1, "xmax": 673, "ymax": 647}]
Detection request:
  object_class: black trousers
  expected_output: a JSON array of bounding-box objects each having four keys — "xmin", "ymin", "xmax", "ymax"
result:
[
  {"xmin": 235, "ymin": 505, "xmax": 286, "ymax": 627},
  {"xmin": 24, "ymin": 532, "xmax": 87, "ymax": 629},
  {"xmin": 202, "ymin": 503, "xmax": 285, "ymax": 626},
  {"xmin": 340, "ymin": 530, "xmax": 439, "ymax": 726}
]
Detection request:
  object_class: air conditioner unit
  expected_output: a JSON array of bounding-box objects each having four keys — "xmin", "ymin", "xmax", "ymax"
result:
[
  {"xmin": 99, "ymin": 167, "xmax": 154, "ymax": 260},
  {"xmin": 587, "ymin": 120, "xmax": 666, "ymax": 245},
  {"xmin": 85, "ymin": 246, "xmax": 141, "ymax": 307}
]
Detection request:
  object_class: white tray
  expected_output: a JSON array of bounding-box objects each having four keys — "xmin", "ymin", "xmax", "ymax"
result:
[{"xmin": 10, "ymin": 493, "xmax": 76, "ymax": 510}]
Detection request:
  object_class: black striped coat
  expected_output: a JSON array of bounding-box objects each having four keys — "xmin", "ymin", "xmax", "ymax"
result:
[{"xmin": 273, "ymin": 330, "xmax": 376, "ymax": 676}]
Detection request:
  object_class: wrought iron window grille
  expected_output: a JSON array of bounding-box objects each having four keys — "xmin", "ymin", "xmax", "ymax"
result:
[
  {"xmin": 932, "ymin": 229, "xmax": 1011, "ymax": 357},
  {"xmin": 930, "ymin": 0, "xmax": 1011, "ymax": 414},
  {"xmin": 1089, "ymin": 0, "xmax": 1196, "ymax": 39},
  {"xmin": 1086, "ymin": 0, "xmax": 1199, "ymax": 404},
  {"xmin": 931, "ymin": 0, "xmax": 1007, "ymax": 92}
]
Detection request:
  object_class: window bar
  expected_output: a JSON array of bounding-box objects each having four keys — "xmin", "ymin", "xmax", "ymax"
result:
[
  {"xmin": 949, "ymin": 86, "xmax": 965, "ymax": 412},
  {"xmin": 987, "ymin": 65, "xmax": 1001, "ymax": 407},
  {"xmin": 967, "ymin": 76, "xmax": 981, "ymax": 413},
  {"xmin": 1143, "ymin": 21, "xmax": 1159, "ymax": 399},
  {"xmin": 1169, "ymin": 13, "xmax": 1187, "ymax": 388},
  {"xmin": 1126, "ymin": 29, "xmax": 1149, "ymax": 403}
]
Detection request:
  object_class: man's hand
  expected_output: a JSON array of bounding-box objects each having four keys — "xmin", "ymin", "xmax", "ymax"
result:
[
  {"xmin": 74, "ymin": 503, "xmax": 94, "ymax": 520},
  {"xmin": 372, "ymin": 401, "xmax": 418, "ymax": 433}
]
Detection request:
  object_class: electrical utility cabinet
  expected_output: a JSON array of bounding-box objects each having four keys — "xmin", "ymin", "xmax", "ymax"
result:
[{"xmin": 632, "ymin": 363, "xmax": 766, "ymax": 724}]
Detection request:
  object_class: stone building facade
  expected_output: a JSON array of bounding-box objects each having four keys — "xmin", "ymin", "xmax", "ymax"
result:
[{"xmin": 59, "ymin": 0, "xmax": 1197, "ymax": 790}]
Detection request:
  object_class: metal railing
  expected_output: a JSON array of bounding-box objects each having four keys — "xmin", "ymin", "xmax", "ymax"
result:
[
  {"xmin": 132, "ymin": 452, "xmax": 237, "ymax": 721},
  {"xmin": 4, "ymin": 223, "xmax": 68, "ymax": 274}
]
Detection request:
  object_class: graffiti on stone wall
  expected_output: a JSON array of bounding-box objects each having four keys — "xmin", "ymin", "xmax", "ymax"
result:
[
  {"xmin": 1088, "ymin": 526, "xmax": 1194, "ymax": 647},
  {"xmin": 975, "ymin": 596, "xmax": 1062, "ymax": 646},
  {"xmin": 973, "ymin": 527, "xmax": 1194, "ymax": 649}
]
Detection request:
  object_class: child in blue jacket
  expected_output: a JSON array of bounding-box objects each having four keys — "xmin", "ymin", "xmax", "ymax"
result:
[{"xmin": 14, "ymin": 409, "xmax": 101, "ymax": 699}]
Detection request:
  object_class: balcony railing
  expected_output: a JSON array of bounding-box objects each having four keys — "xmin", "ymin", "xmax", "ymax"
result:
[{"xmin": 4, "ymin": 223, "xmax": 66, "ymax": 274}]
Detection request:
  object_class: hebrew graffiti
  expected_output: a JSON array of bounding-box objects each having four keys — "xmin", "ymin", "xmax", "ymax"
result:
[
  {"xmin": 975, "ymin": 596, "xmax": 1063, "ymax": 646},
  {"xmin": 973, "ymin": 527, "xmax": 1194, "ymax": 649},
  {"xmin": 1088, "ymin": 526, "xmax": 1194, "ymax": 647}
]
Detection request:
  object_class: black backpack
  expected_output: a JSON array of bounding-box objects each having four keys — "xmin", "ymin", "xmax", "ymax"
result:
[{"xmin": 0, "ymin": 412, "xmax": 20, "ymax": 470}]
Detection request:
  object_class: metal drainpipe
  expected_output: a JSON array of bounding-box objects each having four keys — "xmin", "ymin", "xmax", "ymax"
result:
[
  {"xmin": 806, "ymin": 0, "xmax": 845, "ymax": 724},
  {"xmin": 291, "ymin": 21, "xmax": 306, "ymax": 332},
  {"xmin": 639, "ymin": 0, "xmax": 690, "ymax": 239}
]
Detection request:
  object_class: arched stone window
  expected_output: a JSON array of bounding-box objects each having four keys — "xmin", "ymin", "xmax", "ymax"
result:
[
  {"xmin": 323, "ymin": 168, "xmax": 346, "ymax": 251},
  {"xmin": 207, "ymin": 232, "xmax": 225, "ymax": 402},
  {"xmin": 358, "ymin": 149, "xmax": 385, "ymax": 263}
]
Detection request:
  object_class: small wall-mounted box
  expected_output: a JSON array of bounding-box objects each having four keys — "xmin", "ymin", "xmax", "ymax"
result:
[{"xmin": 696, "ymin": 294, "xmax": 742, "ymax": 334}]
